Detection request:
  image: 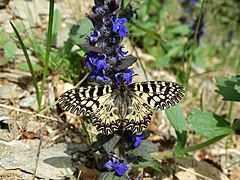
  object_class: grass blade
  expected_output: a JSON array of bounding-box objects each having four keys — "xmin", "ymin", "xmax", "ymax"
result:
[
  {"xmin": 40, "ymin": 0, "xmax": 55, "ymax": 111},
  {"xmin": 10, "ymin": 21, "xmax": 41, "ymax": 109}
]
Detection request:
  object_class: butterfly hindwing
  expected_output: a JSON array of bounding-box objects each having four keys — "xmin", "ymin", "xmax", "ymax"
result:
[
  {"xmin": 128, "ymin": 81, "xmax": 185, "ymax": 111},
  {"xmin": 93, "ymin": 92, "xmax": 121, "ymax": 134},
  {"xmin": 124, "ymin": 93, "xmax": 153, "ymax": 132}
]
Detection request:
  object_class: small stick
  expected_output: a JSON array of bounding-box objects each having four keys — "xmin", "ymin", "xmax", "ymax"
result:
[
  {"xmin": 0, "ymin": 104, "xmax": 62, "ymax": 122},
  {"xmin": 32, "ymin": 122, "xmax": 46, "ymax": 180}
]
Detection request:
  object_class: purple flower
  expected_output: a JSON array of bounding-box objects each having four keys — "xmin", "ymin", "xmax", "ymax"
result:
[
  {"xmin": 104, "ymin": 155, "xmax": 118, "ymax": 170},
  {"xmin": 112, "ymin": 16, "xmax": 128, "ymax": 37},
  {"xmin": 89, "ymin": 69, "xmax": 111, "ymax": 83},
  {"xmin": 104, "ymin": 156, "xmax": 129, "ymax": 176},
  {"xmin": 84, "ymin": 0, "xmax": 136, "ymax": 85},
  {"xmin": 92, "ymin": 5, "xmax": 106, "ymax": 16},
  {"xmin": 116, "ymin": 46, "xmax": 128, "ymax": 60},
  {"xmin": 131, "ymin": 133, "xmax": 144, "ymax": 147},
  {"xmin": 115, "ymin": 160, "xmax": 129, "ymax": 176},
  {"xmin": 123, "ymin": 4, "xmax": 139, "ymax": 20},
  {"xmin": 182, "ymin": 0, "xmax": 198, "ymax": 14},
  {"xmin": 95, "ymin": 54, "xmax": 108, "ymax": 70},
  {"xmin": 115, "ymin": 69, "xmax": 134, "ymax": 86},
  {"xmin": 190, "ymin": 13, "xmax": 205, "ymax": 45},
  {"xmin": 90, "ymin": 30, "xmax": 101, "ymax": 42},
  {"xmin": 85, "ymin": 52, "xmax": 108, "ymax": 71},
  {"xmin": 183, "ymin": 0, "xmax": 198, "ymax": 6}
]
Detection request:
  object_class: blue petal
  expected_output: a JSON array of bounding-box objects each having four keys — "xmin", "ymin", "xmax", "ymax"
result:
[
  {"xmin": 132, "ymin": 134, "xmax": 144, "ymax": 147},
  {"xmin": 112, "ymin": 16, "xmax": 128, "ymax": 36},
  {"xmin": 115, "ymin": 161, "xmax": 129, "ymax": 176}
]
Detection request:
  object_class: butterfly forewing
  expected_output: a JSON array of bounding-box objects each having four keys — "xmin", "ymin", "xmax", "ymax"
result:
[
  {"xmin": 129, "ymin": 81, "xmax": 185, "ymax": 111},
  {"xmin": 58, "ymin": 85, "xmax": 113, "ymax": 116}
]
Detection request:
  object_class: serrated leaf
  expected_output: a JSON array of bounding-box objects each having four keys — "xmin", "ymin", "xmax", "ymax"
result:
[
  {"xmin": 102, "ymin": 133, "xmax": 121, "ymax": 154},
  {"xmin": 215, "ymin": 76, "xmax": 240, "ymax": 102},
  {"xmin": 17, "ymin": 63, "xmax": 43, "ymax": 72},
  {"xmin": 166, "ymin": 105, "xmax": 187, "ymax": 148},
  {"xmin": 131, "ymin": 159, "xmax": 161, "ymax": 171},
  {"xmin": 187, "ymin": 108, "xmax": 233, "ymax": 139}
]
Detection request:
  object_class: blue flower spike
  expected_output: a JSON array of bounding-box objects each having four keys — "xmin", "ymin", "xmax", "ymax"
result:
[{"xmin": 84, "ymin": 0, "xmax": 134, "ymax": 85}]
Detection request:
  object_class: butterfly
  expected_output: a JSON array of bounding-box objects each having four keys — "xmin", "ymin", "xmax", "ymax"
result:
[{"xmin": 58, "ymin": 81, "xmax": 185, "ymax": 135}]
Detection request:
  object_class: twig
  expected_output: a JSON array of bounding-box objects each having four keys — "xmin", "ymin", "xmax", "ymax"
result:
[
  {"xmin": 32, "ymin": 122, "xmax": 46, "ymax": 180},
  {"xmin": 178, "ymin": 165, "xmax": 213, "ymax": 180},
  {"xmin": 0, "ymin": 104, "xmax": 62, "ymax": 122}
]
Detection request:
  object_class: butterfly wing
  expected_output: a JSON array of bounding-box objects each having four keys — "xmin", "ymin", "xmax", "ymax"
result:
[
  {"xmin": 123, "ymin": 81, "xmax": 185, "ymax": 132},
  {"xmin": 128, "ymin": 81, "xmax": 185, "ymax": 111},
  {"xmin": 123, "ymin": 93, "xmax": 153, "ymax": 132},
  {"xmin": 92, "ymin": 91, "xmax": 122, "ymax": 135},
  {"xmin": 58, "ymin": 85, "xmax": 113, "ymax": 116},
  {"xmin": 59, "ymin": 85, "xmax": 122, "ymax": 134}
]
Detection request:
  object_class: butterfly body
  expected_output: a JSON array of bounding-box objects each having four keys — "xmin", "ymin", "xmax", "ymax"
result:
[{"xmin": 59, "ymin": 81, "xmax": 185, "ymax": 135}]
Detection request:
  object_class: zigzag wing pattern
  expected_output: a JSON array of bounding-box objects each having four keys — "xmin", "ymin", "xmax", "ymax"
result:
[
  {"xmin": 129, "ymin": 81, "xmax": 185, "ymax": 111},
  {"xmin": 58, "ymin": 85, "xmax": 113, "ymax": 116},
  {"xmin": 124, "ymin": 93, "xmax": 153, "ymax": 133}
]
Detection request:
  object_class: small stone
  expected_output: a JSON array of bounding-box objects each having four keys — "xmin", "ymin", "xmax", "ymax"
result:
[
  {"xmin": 9, "ymin": 0, "xmax": 40, "ymax": 24},
  {"xmin": 0, "ymin": 143, "xmax": 76, "ymax": 179},
  {"xmin": 0, "ymin": 84, "xmax": 23, "ymax": 99},
  {"xmin": 25, "ymin": 120, "xmax": 41, "ymax": 134},
  {"xmin": 0, "ymin": 69, "xmax": 32, "ymax": 84},
  {"xmin": 19, "ymin": 95, "xmax": 36, "ymax": 108}
]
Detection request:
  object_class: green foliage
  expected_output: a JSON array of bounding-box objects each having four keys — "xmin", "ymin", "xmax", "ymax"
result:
[
  {"xmin": 166, "ymin": 105, "xmax": 187, "ymax": 149},
  {"xmin": 17, "ymin": 63, "xmax": 43, "ymax": 72},
  {"xmin": 215, "ymin": 76, "xmax": 240, "ymax": 102},
  {"xmin": 128, "ymin": 139, "xmax": 159, "ymax": 160},
  {"xmin": 187, "ymin": 108, "xmax": 233, "ymax": 139},
  {"xmin": 131, "ymin": 159, "xmax": 161, "ymax": 172},
  {"xmin": 10, "ymin": 21, "xmax": 41, "ymax": 110},
  {"xmin": 0, "ymin": 29, "xmax": 17, "ymax": 66},
  {"xmin": 98, "ymin": 172, "xmax": 128, "ymax": 180},
  {"xmin": 52, "ymin": 9, "xmax": 62, "ymax": 42},
  {"xmin": 102, "ymin": 133, "xmax": 121, "ymax": 154}
]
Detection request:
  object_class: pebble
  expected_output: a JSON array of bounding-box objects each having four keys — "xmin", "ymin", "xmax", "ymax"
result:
[
  {"xmin": 0, "ymin": 84, "xmax": 23, "ymax": 99},
  {"xmin": 19, "ymin": 94, "xmax": 36, "ymax": 108}
]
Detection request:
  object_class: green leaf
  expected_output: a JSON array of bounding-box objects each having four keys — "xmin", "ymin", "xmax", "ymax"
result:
[
  {"xmin": 166, "ymin": 105, "xmax": 187, "ymax": 149},
  {"xmin": 168, "ymin": 24, "xmax": 190, "ymax": 36},
  {"xmin": 4, "ymin": 41, "xmax": 17, "ymax": 58},
  {"xmin": 102, "ymin": 133, "xmax": 121, "ymax": 154},
  {"xmin": 130, "ymin": 139, "xmax": 158, "ymax": 159},
  {"xmin": 155, "ymin": 56, "xmax": 171, "ymax": 68},
  {"xmin": 215, "ymin": 76, "xmax": 240, "ymax": 102},
  {"xmin": 17, "ymin": 63, "xmax": 43, "ymax": 72},
  {"xmin": 69, "ymin": 18, "xmax": 93, "ymax": 45},
  {"xmin": 131, "ymin": 159, "xmax": 161, "ymax": 172},
  {"xmin": 52, "ymin": 9, "xmax": 62, "ymax": 40},
  {"xmin": 187, "ymin": 108, "xmax": 233, "ymax": 139},
  {"xmin": 167, "ymin": 45, "xmax": 183, "ymax": 57},
  {"xmin": 0, "ymin": 29, "xmax": 5, "ymax": 45}
]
